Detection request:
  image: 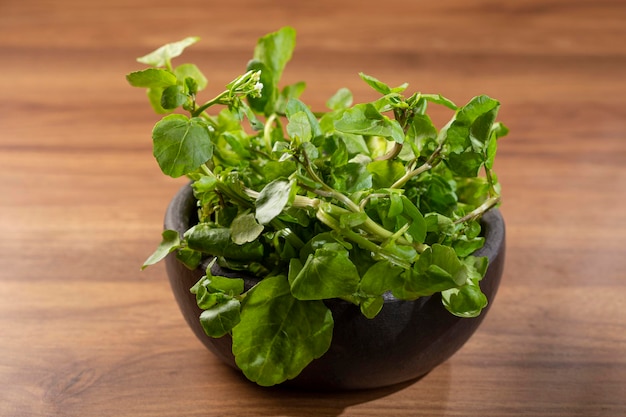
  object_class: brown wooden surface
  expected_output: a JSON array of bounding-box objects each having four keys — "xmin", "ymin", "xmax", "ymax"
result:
[{"xmin": 1, "ymin": 0, "xmax": 625, "ymax": 415}]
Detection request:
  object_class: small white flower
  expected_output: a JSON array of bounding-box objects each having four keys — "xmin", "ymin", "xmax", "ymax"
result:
[{"xmin": 254, "ymin": 82, "xmax": 264, "ymax": 94}]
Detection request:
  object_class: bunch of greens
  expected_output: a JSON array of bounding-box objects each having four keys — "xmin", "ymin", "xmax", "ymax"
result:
[{"xmin": 127, "ymin": 27, "xmax": 507, "ymax": 387}]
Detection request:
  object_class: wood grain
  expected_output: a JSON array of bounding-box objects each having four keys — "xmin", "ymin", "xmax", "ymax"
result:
[{"xmin": 1, "ymin": 0, "xmax": 625, "ymax": 415}]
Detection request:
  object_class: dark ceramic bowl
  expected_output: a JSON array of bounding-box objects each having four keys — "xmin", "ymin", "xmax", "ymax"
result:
[{"xmin": 164, "ymin": 183, "xmax": 505, "ymax": 390}]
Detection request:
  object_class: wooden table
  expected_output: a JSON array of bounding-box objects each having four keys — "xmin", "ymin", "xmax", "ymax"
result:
[{"xmin": 2, "ymin": 0, "xmax": 625, "ymax": 415}]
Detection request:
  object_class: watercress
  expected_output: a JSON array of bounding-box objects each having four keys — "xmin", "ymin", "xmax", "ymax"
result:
[{"xmin": 128, "ymin": 27, "xmax": 508, "ymax": 386}]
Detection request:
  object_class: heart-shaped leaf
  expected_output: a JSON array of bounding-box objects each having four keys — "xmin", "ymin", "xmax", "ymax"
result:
[
  {"xmin": 232, "ymin": 275, "xmax": 333, "ymax": 386},
  {"xmin": 152, "ymin": 114, "xmax": 213, "ymax": 178}
]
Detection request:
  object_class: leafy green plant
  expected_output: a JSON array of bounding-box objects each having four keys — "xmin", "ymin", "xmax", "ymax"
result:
[{"xmin": 127, "ymin": 27, "xmax": 508, "ymax": 387}]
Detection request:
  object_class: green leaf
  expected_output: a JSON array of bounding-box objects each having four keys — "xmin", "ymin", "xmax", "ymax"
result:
[
  {"xmin": 278, "ymin": 207, "xmax": 311, "ymax": 228},
  {"xmin": 286, "ymin": 111, "xmax": 312, "ymax": 142},
  {"xmin": 339, "ymin": 212, "xmax": 369, "ymax": 229},
  {"xmin": 365, "ymin": 135, "xmax": 390, "ymax": 159},
  {"xmin": 457, "ymin": 95, "xmax": 499, "ymax": 125},
  {"xmin": 262, "ymin": 160, "xmax": 297, "ymax": 182},
  {"xmin": 191, "ymin": 175, "xmax": 218, "ymax": 205},
  {"xmin": 230, "ymin": 212, "xmax": 264, "ymax": 244},
  {"xmin": 206, "ymin": 274, "xmax": 245, "ymax": 296},
  {"xmin": 406, "ymin": 113, "xmax": 438, "ymax": 158},
  {"xmin": 334, "ymin": 103, "xmax": 404, "ymax": 144},
  {"xmin": 275, "ymin": 81, "xmax": 307, "ymax": 114},
  {"xmin": 160, "ymin": 84, "xmax": 187, "ymax": 109},
  {"xmin": 193, "ymin": 282, "xmax": 227, "ymax": 310},
  {"xmin": 126, "ymin": 68, "xmax": 177, "ymax": 88},
  {"xmin": 199, "ymin": 298, "xmax": 241, "ymax": 337},
  {"xmin": 191, "ymin": 272, "xmax": 245, "ymax": 315},
  {"xmin": 288, "ymin": 258, "xmax": 304, "ymax": 282},
  {"xmin": 340, "ymin": 133, "xmax": 370, "ymax": 156},
  {"xmin": 485, "ymin": 122, "xmax": 507, "ymax": 170},
  {"xmin": 441, "ymin": 278, "xmax": 487, "ymax": 318},
  {"xmin": 191, "ymin": 260, "xmax": 245, "ymax": 300},
  {"xmin": 232, "ymin": 275, "xmax": 333, "ymax": 386},
  {"xmin": 453, "ymin": 236, "xmax": 485, "ymax": 257},
  {"xmin": 359, "ymin": 72, "xmax": 408, "ymax": 94},
  {"xmin": 416, "ymin": 174, "xmax": 458, "ymax": 216},
  {"xmin": 253, "ymin": 27, "xmax": 296, "ymax": 85},
  {"xmin": 328, "ymin": 136, "xmax": 349, "ymax": 167},
  {"xmin": 491, "ymin": 122, "xmax": 509, "ymax": 140},
  {"xmin": 359, "ymin": 261, "xmax": 402, "ymax": 296},
  {"xmin": 359, "ymin": 72, "xmax": 391, "ymax": 94},
  {"xmin": 359, "ymin": 296, "xmax": 384, "ymax": 319},
  {"xmin": 185, "ymin": 77, "xmax": 199, "ymax": 96},
  {"xmin": 152, "ymin": 114, "xmax": 213, "ymax": 178},
  {"xmin": 146, "ymin": 87, "xmax": 169, "ymax": 114},
  {"xmin": 367, "ymin": 159, "xmax": 405, "ymax": 188},
  {"xmin": 388, "ymin": 192, "xmax": 403, "ymax": 218},
  {"xmin": 221, "ymin": 132, "xmax": 252, "ymax": 160},
  {"xmin": 425, "ymin": 244, "xmax": 467, "ymax": 286},
  {"xmin": 247, "ymin": 26, "xmax": 296, "ymax": 115},
  {"xmin": 255, "ymin": 179, "xmax": 294, "ymax": 225},
  {"xmin": 425, "ymin": 213, "xmax": 454, "ymax": 234},
  {"xmin": 400, "ymin": 195, "xmax": 427, "ymax": 243},
  {"xmin": 175, "ymin": 247, "xmax": 202, "ymax": 269},
  {"xmin": 301, "ymin": 141, "xmax": 319, "ymax": 160},
  {"xmin": 465, "ymin": 255, "xmax": 489, "ymax": 278},
  {"xmin": 299, "ymin": 232, "xmax": 353, "ymax": 261},
  {"xmin": 331, "ymin": 160, "xmax": 373, "ymax": 194},
  {"xmin": 444, "ymin": 95, "xmax": 500, "ymax": 153},
  {"xmin": 392, "ymin": 244, "xmax": 466, "ymax": 299},
  {"xmin": 185, "ymin": 225, "xmax": 264, "ymax": 261},
  {"xmin": 470, "ymin": 106, "xmax": 498, "ymax": 145},
  {"xmin": 294, "ymin": 171, "xmax": 322, "ymax": 190},
  {"xmin": 446, "ymin": 150, "xmax": 484, "ymax": 177},
  {"xmin": 420, "ymin": 94, "xmax": 457, "ymax": 110},
  {"xmin": 174, "ymin": 63, "xmax": 208, "ymax": 90},
  {"xmin": 286, "ymin": 99, "xmax": 322, "ymax": 138},
  {"xmin": 289, "ymin": 243, "xmax": 360, "ymax": 300},
  {"xmin": 137, "ymin": 36, "xmax": 200, "ymax": 67},
  {"xmin": 379, "ymin": 241, "xmax": 418, "ymax": 265},
  {"xmin": 326, "ymin": 88, "xmax": 353, "ymax": 110},
  {"xmin": 141, "ymin": 229, "xmax": 180, "ymax": 269},
  {"xmin": 410, "ymin": 114, "xmax": 437, "ymax": 138},
  {"xmin": 238, "ymin": 101, "xmax": 264, "ymax": 132}
]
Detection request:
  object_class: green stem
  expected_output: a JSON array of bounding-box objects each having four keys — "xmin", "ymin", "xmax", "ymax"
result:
[
  {"xmin": 361, "ymin": 217, "xmax": 427, "ymax": 252},
  {"xmin": 375, "ymin": 142, "xmax": 403, "ymax": 161},
  {"xmin": 269, "ymin": 218, "xmax": 305, "ymax": 250},
  {"xmin": 200, "ymin": 164, "xmax": 215, "ymax": 177},
  {"xmin": 390, "ymin": 144, "xmax": 442, "ymax": 189},
  {"xmin": 263, "ymin": 114, "xmax": 277, "ymax": 153},
  {"xmin": 375, "ymin": 107, "xmax": 411, "ymax": 161},
  {"xmin": 484, "ymin": 166, "xmax": 498, "ymax": 197},
  {"xmin": 241, "ymin": 176, "xmax": 427, "ymax": 255},
  {"xmin": 358, "ymin": 193, "xmax": 386, "ymax": 211},
  {"xmin": 295, "ymin": 145, "xmax": 429, "ymax": 252},
  {"xmin": 454, "ymin": 196, "xmax": 500, "ymax": 225},
  {"xmin": 315, "ymin": 209, "xmax": 412, "ymax": 269},
  {"xmin": 320, "ymin": 202, "xmax": 427, "ymax": 253},
  {"xmin": 192, "ymin": 90, "xmax": 230, "ymax": 117},
  {"xmin": 213, "ymin": 181, "xmax": 254, "ymax": 210},
  {"xmin": 245, "ymin": 180, "xmax": 426, "ymax": 257},
  {"xmin": 390, "ymin": 162, "xmax": 431, "ymax": 189},
  {"xmin": 297, "ymin": 148, "xmax": 361, "ymax": 213}
]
